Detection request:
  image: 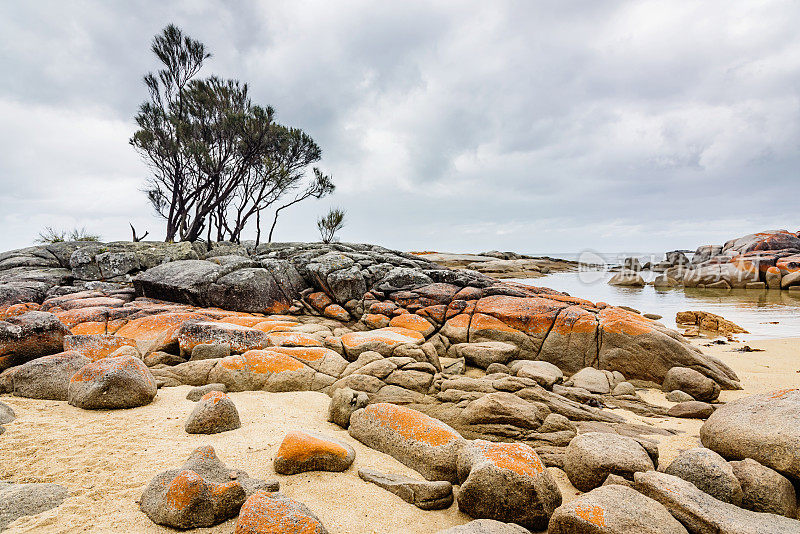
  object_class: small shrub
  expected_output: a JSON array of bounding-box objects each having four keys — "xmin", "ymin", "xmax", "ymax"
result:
[
  {"xmin": 317, "ymin": 208, "xmax": 346, "ymax": 244},
  {"xmin": 36, "ymin": 227, "xmax": 101, "ymax": 244}
]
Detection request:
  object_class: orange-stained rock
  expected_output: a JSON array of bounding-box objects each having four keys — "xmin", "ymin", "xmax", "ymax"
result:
[
  {"xmin": 368, "ymin": 301, "xmax": 398, "ymax": 316},
  {"xmin": 457, "ymin": 440, "xmax": 561, "ymax": 530},
  {"xmin": 185, "ymin": 391, "xmax": 241, "ymax": 434},
  {"xmin": 251, "ymin": 320, "xmax": 301, "ymax": 333},
  {"xmin": 140, "ymin": 446, "xmax": 277, "ymax": 529},
  {"xmin": 267, "ymin": 346, "xmax": 349, "ymax": 377},
  {"xmin": 439, "ymin": 313, "xmax": 471, "ymax": 343},
  {"xmin": 340, "ymin": 327, "xmax": 425, "ymax": 359},
  {"xmin": 235, "ymin": 491, "xmax": 327, "ymax": 534},
  {"xmin": 349, "ymin": 403, "xmax": 465, "ymax": 482},
  {"xmin": 202, "ymin": 349, "xmax": 321, "ymax": 393},
  {"xmin": 0, "ymin": 302, "xmax": 40, "ymax": 320},
  {"xmin": 389, "ymin": 313, "xmax": 435, "ymax": 337},
  {"xmin": 267, "ymin": 331, "xmax": 323, "ymax": 348},
  {"xmin": 114, "ymin": 312, "xmax": 210, "ymax": 355},
  {"xmin": 0, "ymin": 311, "xmax": 71, "ymax": 372},
  {"xmin": 322, "ymin": 304, "xmax": 349, "ymax": 321},
  {"xmin": 220, "ymin": 350, "xmax": 305, "ymax": 374},
  {"xmin": 274, "ymin": 430, "xmax": 355, "ymax": 474},
  {"xmin": 474, "ymin": 295, "xmax": 566, "ymax": 337},
  {"xmin": 218, "ymin": 315, "xmax": 270, "ymax": 328},
  {"xmin": 416, "ymin": 305, "xmax": 448, "ymax": 325},
  {"xmin": 178, "ymin": 321, "xmax": 268, "ymax": 357},
  {"xmin": 597, "ymin": 307, "xmax": 739, "ymax": 389},
  {"xmin": 55, "ymin": 306, "xmax": 112, "ymax": 328},
  {"xmin": 40, "ymin": 291, "xmax": 102, "ymax": 310},
  {"xmin": 68, "ymin": 354, "xmax": 156, "ymax": 409},
  {"xmin": 538, "ymin": 305, "xmax": 600, "ymax": 374},
  {"xmin": 64, "ymin": 334, "xmax": 139, "ymax": 361},
  {"xmin": 362, "ymin": 313, "xmax": 390, "ymax": 329},
  {"xmin": 306, "ymin": 292, "xmax": 333, "ymax": 313}
]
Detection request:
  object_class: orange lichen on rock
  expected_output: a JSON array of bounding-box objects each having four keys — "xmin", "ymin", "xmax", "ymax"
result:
[
  {"xmin": 70, "ymin": 353, "xmax": 151, "ymax": 383},
  {"xmin": 251, "ymin": 320, "xmax": 300, "ymax": 333},
  {"xmin": 389, "ymin": 314, "xmax": 434, "ymax": 336},
  {"xmin": 55, "ymin": 306, "xmax": 112, "ymax": 328},
  {"xmin": 768, "ymin": 388, "xmax": 798, "ymax": 399},
  {"xmin": 200, "ymin": 391, "xmax": 229, "ymax": 404},
  {"xmin": 267, "ymin": 332, "xmax": 323, "ymax": 347},
  {"xmin": 64, "ymin": 334, "xmax": 138, "ymax": 361},
  {"xmin": 235, "ymin": 491, "xmax": 325, "ymax": 534},
  {"xmin": 470, "ymin": 313, "xmax": 522, "ymax": 335},
  {"xmin": 267, "ymin": 346, "xmax": 329, "ymax": 363},
  {"xmin": 70, "ymin": 321, "xmax": 108, "ymax": 335},
  {"xmin": 0, "ymin": 302, "xmax": 41, "ymax": 319},
  {"xmin": 474, "ymin": 295, "xmax": 566, "ymax": 335},
  {"xmin": 221, "ymin": 350, "xmax": 305, "ymax": 374},
  {"xmin": 306, "ymin": 292, "xmax": 333, "ymax": 312},
  {"xmin": 597, "ymin": 307, "xmax": 653, "ymax": 336},
  {"xmin": 163, "ymin": 470, "xmax": 206, "ymax": 512},
  {"xmin": 323, "ymin": 304, "xmax": 349, "ymax": 321},
  {"xmin": 276, "ymin": 431, "xmax": 349, "ymax": 463},
  {"xmin": 575, "ymin": 504, "xmax": 606, "ymax": 527},
  {"xmin": 551, "ymin": 305, "xmax": 598, "ymax": 336},
  {"xmin": 218, "ymin": 316, "xmax": 268, "ymax": 328},
  {"xmin": 114, "ymin": 312, "xmax": 209, "ymax": 343},
  {"xmin": 58, "ymin": 296, "xmax": 126, "ymax": 310},
  {"xmin": 472, "ymin": 440, "xmax": 545, "ymax": 477},
  {"xmin": 362, "ymin": 313, "xmax": 390, "ymax": 329},
  {"xmin": 361, "ymin": 403, "xmax": 461, "ymax": 448},
  {"xmin": 340, "ymin": 327, "xmax": 424, "ymax": 349}
]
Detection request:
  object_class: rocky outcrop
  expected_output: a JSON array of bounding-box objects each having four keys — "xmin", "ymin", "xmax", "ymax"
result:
[{"xmin": 661, "ymin": 229, "xmax": 800, "ymax": 290}]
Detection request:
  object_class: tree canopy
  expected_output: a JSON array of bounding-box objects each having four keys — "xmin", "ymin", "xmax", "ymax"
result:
[{"xmin": 131, "ymin": 24, "xmax": 334, "ymax": 243}]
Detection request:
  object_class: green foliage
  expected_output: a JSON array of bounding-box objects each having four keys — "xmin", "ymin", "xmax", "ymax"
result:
[
  {"xmin": 317, "ymin": 208, "xmax": 346, "ymax": 244},
  {"xmin": 131, "ymin": 24, "xmax": 334, "ymax": 244},
  {"xmin": 36, "ymin": 227, "xmax": 101, "ymax": 244}
]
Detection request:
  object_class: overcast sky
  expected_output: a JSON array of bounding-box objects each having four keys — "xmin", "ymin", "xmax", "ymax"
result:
[{"xmin": 1, "ymin": 1, "xmax": 798, "ymax": 254}]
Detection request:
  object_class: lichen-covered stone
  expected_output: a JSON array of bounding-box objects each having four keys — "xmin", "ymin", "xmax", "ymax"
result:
[
  {"xmin": 456, "ymin": 440, "xmax": 561, "ymax": 530},
  {"xmin": 68, "ymin": 354, "xmax": 157, "ymax": 409},
  {"xmin": 274, "ymin": 431, "xmax": 355, "ymax": 474},
  {"xmin": 235, "ymin": 491, "xmax": 327, "ymax": 534},
  {"xmin": 349, "ymin": 403, "xmax": 465, "ymax": 483}
]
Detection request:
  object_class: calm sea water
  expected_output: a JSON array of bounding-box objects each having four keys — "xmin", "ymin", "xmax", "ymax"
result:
[{"xmin": 514, "ymin": 270, "xmax": 800, "ymax": 340}]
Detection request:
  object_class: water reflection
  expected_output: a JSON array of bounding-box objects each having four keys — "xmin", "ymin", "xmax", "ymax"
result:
[{"xmin": 514, "ymin": 271, "xmax": 800, "ymax": 339}]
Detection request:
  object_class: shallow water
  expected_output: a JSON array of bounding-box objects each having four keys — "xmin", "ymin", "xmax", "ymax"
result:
[{"xmin": 514, "ymin": 271, "xmax": 800, "ymax": 339}]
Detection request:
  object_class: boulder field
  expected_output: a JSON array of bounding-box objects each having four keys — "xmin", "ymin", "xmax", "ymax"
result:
[
  {"xmin": 639, "ymin": 229, "xmax": 800, "ymax": 291},
  {"xmin": 7, "ymin": 240, "xmax": 800, "ymax": 531}
]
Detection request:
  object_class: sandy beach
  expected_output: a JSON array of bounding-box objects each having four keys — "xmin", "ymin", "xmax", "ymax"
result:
[{"xmin": 2, "ymin": 336, "xmax": 797, "ymax": 533}]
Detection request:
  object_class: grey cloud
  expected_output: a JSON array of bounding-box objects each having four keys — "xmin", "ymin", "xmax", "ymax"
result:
[{"xmin": 0, "ymin": 0, "xmax": 798, "ymax": 253}]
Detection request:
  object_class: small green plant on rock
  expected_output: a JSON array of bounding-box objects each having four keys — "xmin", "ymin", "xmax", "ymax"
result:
[
  {"xmin": 317, "ymin": 208, "xmax": 346, "ymax": 244},
  {"xmin": 36, "ymin": 227, "xmax": 102, "ymax": 244}
]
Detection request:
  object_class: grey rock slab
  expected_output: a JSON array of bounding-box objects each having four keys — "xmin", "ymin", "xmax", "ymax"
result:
[
  {"xmin": 358, "ymin": 468, "xmax": 453, "ymax": 510},
  {"xmin": 0, "ymin": 482, "xmax": 68, "ymax": 530},
  {"xmin": 633, "ymin": 470, "xmax": 800, "ymax": 534}
]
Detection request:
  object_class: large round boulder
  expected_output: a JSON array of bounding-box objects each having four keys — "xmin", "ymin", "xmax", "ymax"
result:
[
  {"xmin": 700, "ymin": 388, "xmax": 800, "ymax": 479},
  {"xmin": 67, "ymin": 354, "xmax": 157, "ymax": 409},
  {"xmin": 563, "ymin": 432, "xmax": 656, "ymax": 492},
  {"xmin": 730, "ymin": 458, "xmax": 797, "ymax": 518},
  {"xmin": 663, "ymin": 447, "xmax": 743, "ymax": 505},
  {"xmin": 662, "ymin": 366, "xmax": 720, "ymax": 402},
  {"xmin": 456, "ymin": 440, "xmax": 561, "ymax": 530},
  {"xmin": 0, "ymin": 351, "xmax": 89, "ymax": 400}
]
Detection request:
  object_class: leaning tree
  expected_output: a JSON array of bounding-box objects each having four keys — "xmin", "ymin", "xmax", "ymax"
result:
[{"xmin": 130, "ymin": 24, "xmax": 334, "ymax": 244}]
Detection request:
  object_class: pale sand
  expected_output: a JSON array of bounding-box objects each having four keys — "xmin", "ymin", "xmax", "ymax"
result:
[{"xmin": 1, "ymin": 337, "xmax": 797, "ymax": 533}]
